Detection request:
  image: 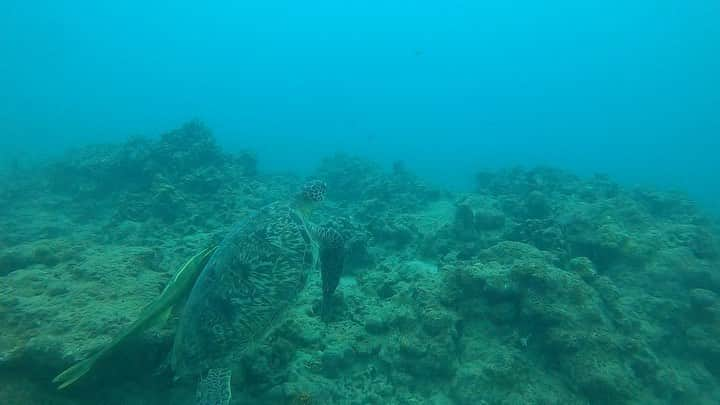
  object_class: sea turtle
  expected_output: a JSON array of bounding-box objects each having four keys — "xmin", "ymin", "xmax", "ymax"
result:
[
  {"xmin": 170, "ymin": 180, "xmax": 345, "ymax": 405},
  {"xmin": 53, "ymin": 245, "xmax": 217, "ymax": 390}
]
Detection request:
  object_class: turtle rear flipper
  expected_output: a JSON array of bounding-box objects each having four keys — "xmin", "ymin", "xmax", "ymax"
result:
[{"xmin": 196, "ymin": 368, "xmax": 232, "ymax": 405}]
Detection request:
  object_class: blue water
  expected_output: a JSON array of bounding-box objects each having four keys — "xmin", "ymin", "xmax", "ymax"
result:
[{"xmin": 1, "ymin": 1, "xmax": 719, "ymax": 210}]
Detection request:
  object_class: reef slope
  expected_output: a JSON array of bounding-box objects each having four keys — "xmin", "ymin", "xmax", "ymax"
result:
[{"xmin": 1, "ymin": 123, "xmax": 719, "ymax": 404}]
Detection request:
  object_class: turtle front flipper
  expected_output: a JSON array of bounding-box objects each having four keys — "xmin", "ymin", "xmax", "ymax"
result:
[
  {"xmin": 196, "ymin": 368, "xmax": 232, "ymax": 405},
  {"xmin": 313, "ymin": 226, "xmax": 345, "ymax": 320}
]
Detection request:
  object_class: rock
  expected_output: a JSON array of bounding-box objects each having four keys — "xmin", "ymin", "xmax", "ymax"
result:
[
  {"xmin": 526, "ymin": 190, "xmax": 551, "ymax": 219},
  {"xmin": 568, "ymin": 256, "xmax": 597, "ymax": 281},
  {"xmin": 320, "ymin": 344, "xmax": 354, "ymax": 378},
  {"xmin": 280, "ymin": 317, "xmax": 322, "ymax": 347},
  {"xmin": 4, "ymin": 131, "xmax": 720, "ymax": 405},
  {"xmin": 689, "ymin": 288, "xmax": 718, "ymax": 310},
  {"xmin": 0, "ymin": 251, "xmax": 30, "ymax": 276},
  {"xmin": 474, "ymin": 207, "xmax": 505, "ymax": 230},
  {"xmin": 233, "ymin": 150, "xmax": 258, "ymax": 177},
  {"xmin": 420, "ymin": 308, "xmax": 455, "ymax": 336},
  {"xmin": 564, "ymin": 347, "xmax": 638, "ymax": 403},
  {"xmin": 0, "ymin": 239, "xmax": 77, "ymax": 276},
  {"xmin": 453, "ymin": 203, "xmax": 476, "ymax": 240},
  {"xmin": 365, "ymin": 314, "xmax": 389, "ymax": 334}
]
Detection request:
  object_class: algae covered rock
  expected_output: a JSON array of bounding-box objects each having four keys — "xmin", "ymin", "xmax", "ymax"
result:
[
  {"xmin": 316, "ymin": 153, "xmax": 444, "ymax": 213},
  {"xmin": 443, "ymin": 260, "xmax": 518, "ymax": 308},
  {"xmin": 0, "ymin": 238, "xmax": 79, "ymax": 276},
  {"xmin": 47, "ymin": 137, "xmax": 155, "ymax": 196},
  {"xmin": 0, "ymin": 244, "xmax": 179, "ymax": 382},
  {"xmin": 3, "ymin": 129, "xmax": 720, "ymax": 405},
  {"xmin": 421, "ymin": 198, "xmax": 507, "ymax": 260},
  {"xmin": 153, "ymin": 120, "xmax": 221, "ymax": 172},
  {"xmin": 564, "ymin": 347, "xmax": 640, "ymax": 402},
  {"xmin": 453, "ymin": 203, "xmax": 476, "ymax": 241},
  {"xmin": 437, "ymin": 238, "xmax": 650, "ymax": 403},
  {"xmin": 367, "ymin": 215, "xmax": 419, "ymax": 248},
  {"xmin": 689, "ymin": 288, "xmax": 719, "ymax": 321},
  {"xmin": 355, "ymin": 258, "xmax": 460, "ymax": 384},
  {"xmin": 567, "ymin": 256, "xmax": 597, "ymax": 281},
  {"xmin": 689, "ymin": 288, "xmax": 718, "ymax": 308},
  {"xmin": 473, "ymin": 207, "xmax": 506, "ymax": 230},
  {"xmin": 525, "ymin": 190, "xmax": 552, "ymax": 219},
  {"xmin": 45, "ymin": 120, "xmax": 254, "ymax": 204},
  {"xmin": 668, "ymin": 224, "xmax": 719, "ymax": 259},
  {"xmin": 564, "ymin": 218, "xmax": 654, "ymax": 268}
]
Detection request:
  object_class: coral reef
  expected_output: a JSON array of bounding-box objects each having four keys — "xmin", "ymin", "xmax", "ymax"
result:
[{"xmin": 1, "ymin": 125, "xmax": 719, "ymax": 404}]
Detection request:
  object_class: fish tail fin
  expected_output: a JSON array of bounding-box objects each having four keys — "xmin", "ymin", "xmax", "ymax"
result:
[{"xmin": 52, "ymin": 352, "xmax": 101, "ymax": 390}]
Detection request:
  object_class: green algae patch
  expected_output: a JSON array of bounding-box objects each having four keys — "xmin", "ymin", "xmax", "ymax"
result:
[{"xmin": 0, "ymin": 239, "xmax": 79, "ymax": 276}]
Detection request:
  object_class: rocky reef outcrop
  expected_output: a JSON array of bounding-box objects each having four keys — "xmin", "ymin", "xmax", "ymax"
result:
[{"xmin": 1, "ymin": 127, "xmax": 719, "ymax": 404}]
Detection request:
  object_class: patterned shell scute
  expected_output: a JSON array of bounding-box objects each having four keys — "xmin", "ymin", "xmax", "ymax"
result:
[{"xmin": 172, "ymin": 202, "xmax": 317, "ymax": 378}]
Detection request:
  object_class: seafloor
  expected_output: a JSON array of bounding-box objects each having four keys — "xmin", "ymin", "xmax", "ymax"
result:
[{"xmin": 1, "ymin": 122, "xmax": 719, "ymax": 405}]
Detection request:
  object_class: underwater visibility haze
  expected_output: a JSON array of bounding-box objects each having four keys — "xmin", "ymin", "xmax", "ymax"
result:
[
  {"xmin": 2, "ymin": 1, "xmax": 720, "ymax": 205},
  {"xmin": 1, "ymin": 1, "xmax": 720, "ymax": 404}
]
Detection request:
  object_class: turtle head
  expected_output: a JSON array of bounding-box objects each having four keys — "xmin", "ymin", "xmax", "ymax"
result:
[{"xmin": 294, "ymin": 180, "xmax": 327, "ymax": 216}]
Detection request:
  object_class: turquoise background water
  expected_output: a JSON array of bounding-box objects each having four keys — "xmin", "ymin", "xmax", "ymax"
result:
[{"xmin": 1, "ymin": 1, "xmax": 718, "ymax": 208}]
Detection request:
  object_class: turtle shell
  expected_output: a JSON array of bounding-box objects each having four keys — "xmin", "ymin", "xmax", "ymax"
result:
[{"xmin": 171, "ymin": 202, "xmax": 318, "ymax": 379}]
